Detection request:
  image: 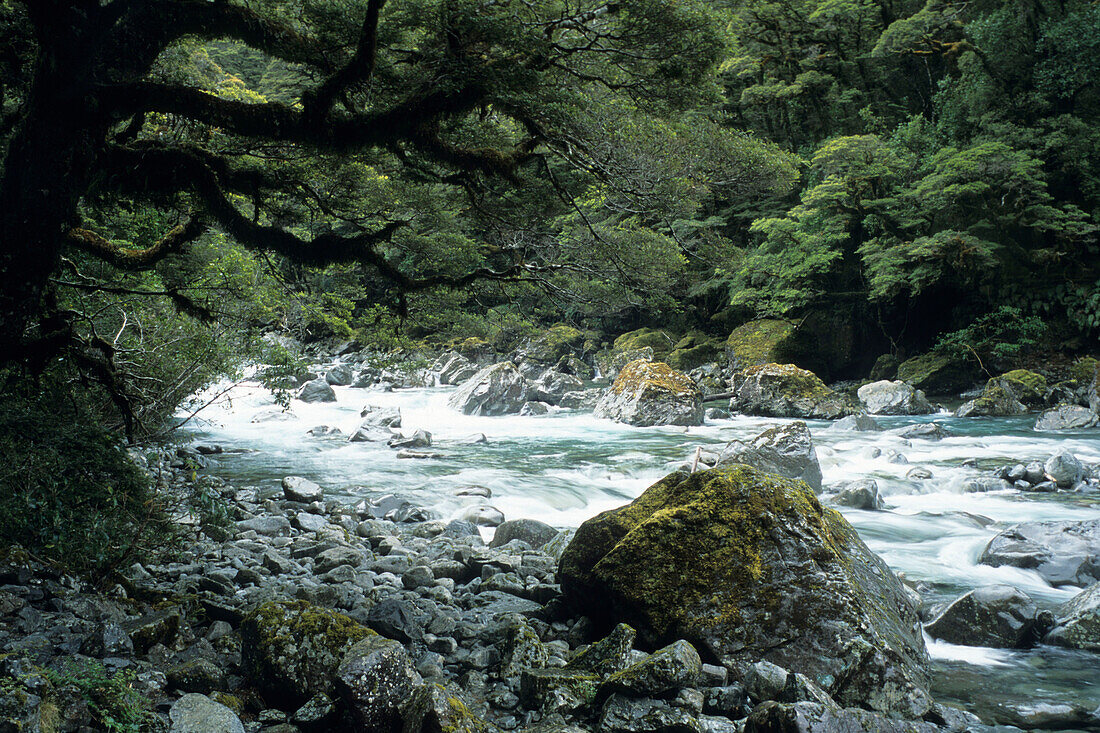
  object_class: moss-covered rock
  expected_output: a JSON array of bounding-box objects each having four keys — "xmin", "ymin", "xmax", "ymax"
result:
[
  {"xmin": 520, "ymin": 324, "xmax": 586, "ymax": 364},
  {"xmin": 241, "ymin": 600, "xmax": 374, "ymax": 706},
  {"xmin": 594, "ymin": 360, "xmax": 703, "ymax": 427},
  {"xmin": 666, "ymin": 331, "xmax": 722, "ymax": 372},
  {"xmin": 895, "ymin": 351, "xmax": 980, "ymax": 395},
  {"xmin": 613, "ymin": 328, "xmax": 676, "ymax": 359},
  {"xmin": 400, "ymin": 684, "xmax": 499, "ymax": 732},
  {"xmin": 557, "ymin": 466, "xmax": 931, "ymax": 717},
  {"xmin": 955, "ymin": 382, "xmax": 1027, "ymax": 417},
  {"xmin": 725, "ymin": 320, "xmax": 796, "ymax": 371},
  {"xmin": 729, "ymin": 363, "xmax": 855, "ymax": 420},
  {"xmin": 996, "ymin": 369, "xmax": 1048, "ymax": 407}
]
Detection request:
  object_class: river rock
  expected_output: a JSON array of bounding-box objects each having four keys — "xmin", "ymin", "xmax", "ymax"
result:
[
  {"xmin": 282, "ymin": 476, "xmax": 323, "ymax": 503},
  {"xmin": 434, "ymin": 351, "xmax": 479, "ymax": 385},
  {"xmin": 744, "ymin": 701, "xmax": 945, "ymax": 733},
  {"xmin": 599, "ymin": 640, "xmax": 701, "ymax": 698},
  {"xmin": 1045, "ymin": 581, "xmax": 1100, "ymax": 651},
  {"xmin": 895, "ymin": 422, "xmax": 950, "ymax": 441},
  {"xmin": 241, "ymin": 600, "xmax": 374, "ymax": 705},
  {"xmin": 830, "ymin": 414, "xmax": 882, "ymax": 432},
  {"xmin": 533, "ymin": 370, "xmax": 585, "ymax": 405},
  {"xmin": 169, "ymin": 693, "xmax": 245, "ymax": 733},
  {"xmin": 1034, "ymin": 404, "xmax": 1099, "ymax": 431},
  {"xmin": 728, "ymin": 363, "xmax": 855, "ymax": 420},
  {"xmin": 1044, "ymin": 451, "xmax": 1084, "ymax": 487},
  {"xmin": 348, "ymin": 422, "xmax": 393, "ymax": 443},
  {"xmin": 558, "ymin": 466, "xmax": 931, "ymax": 717},
  {"xmin": 955, "ymin": 381, "xmax": 1027, "ymax": 417},
  {"xmin": 324, "ymin": 363, "xmax": 354, "ymax": 386},
  {"xmin": 400, "ymin": 683, "xmax": 498, "ymax": 732},
  {"xmin": 490, "ymin": 519, "xmax": 559, "ymax": 549},
  {"xmin": 560, "ymin": 388, "xmax": 604, "ymax": 410},
  {"xmin": 388, "ymin": 428, "xmax": 431, "ymax": 449},
  {"xmin": 978, "ymin": 519, "xmax": 1100, "ymax": 586},
  {"xmin": 923, "ymin": 585, "xmax": 1041, "ymax": 648},
  {"xmin": 716, "ymin": 421, "xmax": 822, "ymax": 493},
  {"xmin": 448, "ymin": 362, "xmax": 533, "ymax": 416},
  {"xmin": 594, "ymin": 360, "xmax": 703, "ymax": 427},
  {"xmin": 297, "ymin": 378, "xmax": 337, "ymax": 403},
  {"xmin": 519, "ymin": 401, "xmax": 550, "ymax": 416},
  {"xmin": 829, "ymin": 479, "xmax": 884, "ymax": 510},
  {"xmin": 335, "ymin": 635, "xmax": 421, "ymax": 731},
  {"xmin": 360, "ymin": 405, "xmax": 402, "ymax": 428},
  {"xmin": 857, "ymin": 380, "xmax": 934, "ymax": 415}
]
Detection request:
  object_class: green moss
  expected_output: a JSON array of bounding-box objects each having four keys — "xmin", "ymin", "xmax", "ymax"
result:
[
  {"xmin": 992, "ymin": 369, "xmax": 1047, "ymax": 406},
  {"xmin": 611, "ymin": 360, "xmax": 697, "ymax": 398},
  {"xmin": 1069, "ymin": 357, "xmax": 1098, "ymax": 386},
  {"xmin": 896, "ymin": 351, "xmax": 979, "ymax": 394},
  {"xmin": 743, "ymin": 363, "xmax": 834, "ymax": 400},
  {"xmin": 666, "ymin": 332, "xmax": 722, "ymax": 371},
  {"xmin": 525, "ymin": 324, "xmax": 585, "ymax": 363},
  {"xmin": 613, "ymin": 328, "xmax": 676, "ymax": 359},
  {"xmin": 725, "ymin": 319, "xmax": 795, "ymax": 369}
]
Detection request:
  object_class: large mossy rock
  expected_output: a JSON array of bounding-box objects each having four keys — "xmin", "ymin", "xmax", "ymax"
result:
[
  {"xmin": 519, "ymin": 324, "xmax": 586, "ymax": 365},
  {"xmin": 725, "ymin": 319, "xmax": 796, "ymax": 372},
  {"xmin": 955, "ymin": 382, "xmax": 1027, "ymax": 418},
  {"xmin": 447, "ymin": 362, "xmax": 532, "ymax": 416},
  {"xmin": 728, "ymin": 363, "xmax": 855, "ymax": 420},
  {"xmin": 558, "ymin": 466, "xmax": 931, "ymax": 717},
  {"xmin": 895, "ymin": 351, "xmax": 979, "ymax": 395},
  {"xmin": 241, "ymin": 600, "xmax": 374, "ymax": 706},
  {"xmin": 666, "ymin": 331, "xmax": 722, "ymax": 372},
  {"xmin": 995, "ymin": 370, "xmax": 1048, "ymax": 407},
  {"xmin": 613, "ymin": 328, "xmax": 676, "ymax": 360},
  {"xmin": 594, "ymin": 360, "xmax": 703, "ymax": 427}
]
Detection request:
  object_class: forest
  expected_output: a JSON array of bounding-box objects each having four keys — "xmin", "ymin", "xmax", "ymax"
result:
[{"xmin": 0, "ymin": 0, "xmax": 1098, "ymax": 731}]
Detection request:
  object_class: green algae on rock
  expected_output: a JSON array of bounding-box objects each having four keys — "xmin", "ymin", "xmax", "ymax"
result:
[
  {"xmin": 594, "ymin": 360, "xmax": 703, "ymax": 426},
  {"xmin": 557, "ymin": 466, "xmax": 931, "ymax": 717},
  {"xmin": 896, "ymin": 351, "xmax": 979, "ymax": 395},
  {"xmin": 725, "ymin": 319, "xmax": 796, "ymax": 371},
  {"xmin": 728, "ymin": 363, "xmax": 855, "ymax": 419}
]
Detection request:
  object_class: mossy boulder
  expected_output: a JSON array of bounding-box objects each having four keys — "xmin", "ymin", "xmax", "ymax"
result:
[
  {"xmin": 996, "ymin": 370, "xmax": 1048, "ymax": 407},
  {"xmin": 600, "ymin": 347, "xmax": 654, "ymax": 382},
  {"xmin": 613, "ymin": 328, "xmax": 676, "ymax": 360},
  {"xmin": 895, "ymin": 351, "xmax": 980, "ymax": 395},
  {"xmin": 725, "ymin": 319, "xmax": 796, "ymax": 372},
  {"xmin": 594, "ymin": 360, "xmax": 703, "ymax": 427},
  {"xmin": 400, "ymin": 684, "xmax": 499, "ymax": 732},
  {"xmin": 728, "ymin": 363, "xmax": 855, "ymax": 420},
  {"xmin": 520, "ymin": 324, "xmax": 586, "ymax": 365},
  {"xmin": 955, "ymin": 382, "xmax": 1027, "ymax": 418},
  {"xmin": 241, "ymin": 600, "xmax": 374, "ymax": 706},
  {"xmin": 557, "ymin": 466, "xmax": 931, "ymax": 717},
  {"xmin": 666, "ymin": 331, "xmax": 722, "ymax": 372}
]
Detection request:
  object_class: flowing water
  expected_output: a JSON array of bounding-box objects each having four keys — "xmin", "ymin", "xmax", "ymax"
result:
[{"xmin": 181, "ymin": 378, "xmax": 1100, "ymax": 725}]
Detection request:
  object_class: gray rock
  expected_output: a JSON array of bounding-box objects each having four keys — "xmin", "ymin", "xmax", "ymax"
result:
[
  {"xmin": 359, "ymin": 405, "xmax": 402, "ymax": 428},
  {"xmin": 519, "ymin": 668, "xmax": 601, "ymax": 714},
  {"xmin": 433, "ymin": 351, "xmax": 478, "ymax": 385},
  {"xmin": 519, "ymin": 401, "xmax": 551, "ymax": 416},
  {"xmin": 324, "ymin": 364, "xmax": 354, "ymax": 386},
  {"xmin": 906, "ymin": 467, "xmax": 933, "ymax": 481},
  {"xmin": 1045, "ymin": 581, "xmax": 1100, "ymax": 651},
  {"xmin": 1045, "ymin": 451, "xmax": 1084, "ymax": 487},
  {"xmin": 167, "ymin": 658, "xmax": 227, "ymax": 694},
  {"xmin": 169, "ymin": 693, "xmax": 245, "ymax": 733},
  {"xmin": 598, "ymin": 694, "xmax": 699, "ymax": 733},
  {"xmin": 533, "ymin": 371, "xmax": 585, "ymax": 405},
  {"xmin": 955, "ymin": 382, "xmax": 1027, "ymax": 417},
  {"xmin": 895, "ymin": 422, "xmax": 950, "ymax": 441},
  {"xmin": 829, "ymin": 479, "xmax": 884, "ymax": 510},
  {"xmin": 307, "ymin": 425, "xmax": 342, "ymax": 437},
  {"xmin": 857, "ymin": 380, "xmax": 934, "ymax": 415},
  {"xmin": 924, "ymin": 585, "xmax": 1040, "ymax": 648},
  {"xmin": 728, "ymin": 363, "xmax": 855, "ymax": 420},
  {"xmin": 336, "ymin": 636, "xmax": 421, "ymax": 731},
  {"xmin": 560, "ymin": 388, "xmax": 605, "ymax": 410},
  {"xmin": 566, "ymin": 623, "xmax": 637, "ymax": 676},
  {"xmin": 349, "ymin": 422, "xmax": 393, "ymax": 443},
  {"xmin": 704, "ymin": 407, "xmax": 731, "ymax": 421},
  {"xmin": 744, "ymin": 701, "xmax": 945, "ymax": 732},
  {"xmin": 717, "ymin": 421, "xmax": 823, "ymax": 493},
  {"xmin": 448, "ymin": 362, "xmax": 533, "ymax": 416},
  {"xmin": 490, "ymin": 519, "xmax": 559, "ymax": 549},
  {"xmin": 282, "ymin": 476, "xmax": 323, "ymax": 503},
  {"xmin": 599, "ymin": 639, "xmax": 702, "ymax": 698},
  {"xmin": 400, "ymin": 683, "xmax": 498, "ymax": 732},
  {"xmin": 460, "ymin": 505, "xmax": 505, "ymax": 527},
  {"xmin": 594, "ymin": 360, "xmax": 703, "ymax": 427},
  {"xmin": 388, "ymin": 429, "xmax": 432, "ymax": 449},
  {"xmin": 1035, "ymin": 404, "xmax": 1099, "ymax": 431},
  {"xmin": 830, "ymin": 414, "xmax": 882, "ymax": 432},
  {"xmin": 236, "ymin": 516, "xmax": 291, "ymax": 537},
  {"xmin": 294, "ymin": 512, "xmax": 329, "ymax": 533},
  {"xmin": 297, "ymin": 378, "xmax": 337, "ymax": 403},
  {"xmin": 80, "ymin": 622, "xmax": 133, "ymax": 658},
  {"xmin": 979, "ymin": 519, "xmax": 1100, "ymax": 586},
  {"xmin": 559, "ymin": 466, "xmax": 931, "ymax": 717}
]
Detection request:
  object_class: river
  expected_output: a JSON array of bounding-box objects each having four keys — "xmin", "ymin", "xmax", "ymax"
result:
[{"xmin": 181, "ymin": 379, "xmax": 1100, "ymax": 726}]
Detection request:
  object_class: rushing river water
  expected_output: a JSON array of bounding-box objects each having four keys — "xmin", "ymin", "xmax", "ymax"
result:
[{"xmin": 181, "ymin": 378, "xmax": 1100, "ymax": 726}]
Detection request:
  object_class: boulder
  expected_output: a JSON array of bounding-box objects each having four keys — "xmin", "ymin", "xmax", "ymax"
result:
[
  {"xmin": 829, "ymin": 414, "xmax": 882, "ymax": 432},
  {"xmin": 560, "ymin": 389, "xmax": 604, "ymax": 410},
  {"xmin": 348, "ymin": 422, "xmax": 394, "ymax": 443},
  {"xmin": 282, "ymin": 476, "xmax": 323, "ymax": 503},
  {"xmin": 597, "ymin": 695, "xmax": 700, "ymax": 733},
  {"xmin": 297, "ymin": 378, "xmax": 337, "ymax": 403},
  {"xmin": 241, "ymin": 600, "xmax": 374, "ymax": 706},
  {"xmin": 895, "ymin": 351, "xmax": 979, "ymax": 395},
  {"xmin": 744, "ymin": 701, "xmax": 945, "ymax": 733},
  {"xmin": 1045, "ymin": 581, "xmax": 1100, "ymax": 651},
  {"xmin": 613, "ymin": 328, "xmax": 676, "ymax": 360},
  {"xmin": 728, "ymin": 364, "xmax": 855, "ymax": 420},
  {"xmin": 923, "ymin": 585, "xmax": 1041, "ymax": 648},
  {"xmin": 594, "ymin": 360, "xmax": 703, "ymax": 427},
  {"xmin": 716, "ymin": 422, "xmax": 823, "ymax": 493},
  {"xmin": 556, "ymin": 354, "xmax": 595, "ymax": 380},
  {"xmin": 519, "ymin": 401, "xmax": 551, "ymax": 416},
  {"xmin": 599, "ymin": 640, "xmax": 701, "ymax": 698},
  {"xmin": 857, "ymin": 381, "xmax": 934, "ymax": 416},
  {"xmin": 388, "ymin": 429, "xmax": 432, "ymax": 449},
  {"xmin": 558, "ymin": 466, "xmax": 931, "ymax": 717},
  {"xmin": 490, "ymin": 519, "xmax": 559, "ymax": 549},
  {"xmin": 978, "ymin": 519, "xmax": 1100, "ymax": 587},
  {"xmin": 955, "ymin": 382, "xmax": 1027, "ymax": 417},
  {"xmin": 169, "ymin": 694, "xmax": 245, "ymax": 733},
  {"xmin": 335, "ymin": 636, "xmax": 421, "ymax": 732},
  {"xmin": 829, "ymin": 479, "xmax": 884, "ymax": 511},
  {"xmin": 994, "ymin": 369, "xmax": 1048, "ymax": 407},
  {"xmin": 566, "ymin": 623, "xmax": 637, "ymax": 676},
  {"xmin": 725, "ymin": 319, "xmax": 796, "ymax": 372},
  {"xmin": 894, "ymin": 422, "xmax": 950, "ymax": 441},
  {"xmin": 603, "ymin": 347, "xmax": 655, "ymax": 382},
  {"xmin": 324, "ymin": 364, "xmax": 354, "ymax": 386},
  {"xmin": 400, "ymin": 683, "xmax": 498, "ymax": 733},
  {"xmin": 532, "ymin": 371, "xmax": 585, "ymax": 405},
  {"xmin": 666, "ymin": 332, "xmax": 723, "ymax": 372},
  {"xmin": 360, "ymin": 405, "xmax": 402, "ymax": 428},
  {"xmin": 519, "ymin": 324, "xmax": 586, "ymax": 364},
  {"xmin": 434, "ymin": 351, "xmax": 479, "ymax": 385},
  {"xmin": 1045, "ymin": 451, "xmax": 1084, "ymax": 487},
  {"xmin": 448, "ymin": 362, "xmax": 532, "ymax": 416},
  {"xmin": 1034, "ymin": 404, "xmax": 1099, "ymax": 431}
]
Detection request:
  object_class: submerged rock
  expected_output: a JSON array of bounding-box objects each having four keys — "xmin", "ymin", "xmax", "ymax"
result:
[
  {"xmin": 448, "ymin": 362, "xmax": 532, "ymax": 416},
  {"xmin": 829, "ymin": 479, "xmax": 884, "ymax": 511},
  {"xmin": 924, "ymin": 585, "xmax": 1042, "ymax": 648},
  {"xmin": 717, "ymin": 421, "xmax": 823, "ymax": 493},
  {"xmin": 978, "ymin": 519, "xmax": 1100, "ymax": 587},
  {"xmin": 1034, "ymin": 404, "xmax": 1099, "ymax": 431},
  {"xmin": 728, "ymin": 363, "xmax": 855, "ymax": 420},
  {"xmin": 830, "ymin": 414, "xmax": 882, "ymax": 432},
  {"xmin": 1045, "ymin": 581, "xmax": 1100, "ymax": 651},
  {"xmin": 594, "ymin": 360, "xmax": 703, "ymax": 427},
  {"xmin": 558, "ymin": 466, "xmax": 931, "ymax": 716},
  {"xmin": 857, "ymin": 380, "xmax": 934, "ymax": 415}
]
